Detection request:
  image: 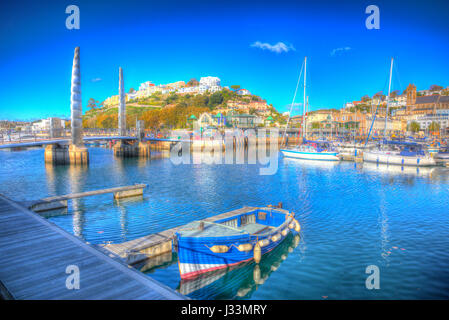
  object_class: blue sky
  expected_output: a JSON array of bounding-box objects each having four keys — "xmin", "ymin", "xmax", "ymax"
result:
[{"xmin": 0, "ymin": 0, "xmax": 448, "ymax": 120}]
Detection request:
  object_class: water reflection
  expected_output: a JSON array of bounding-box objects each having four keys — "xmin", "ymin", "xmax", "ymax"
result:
[
  {"xmin": 283, "ymin": 158, "xmax": 340, "ymax": 169},
  {"xmin": 362, "ymin": 162, "xmax": 435, "ymax": 177},
  {"xmin": 176, "ymin": 233, "xmax": 300, "ymax": 300},
  {"xmin": 68, "ymin": 165, "xmax": 88, "ymax": 238}
]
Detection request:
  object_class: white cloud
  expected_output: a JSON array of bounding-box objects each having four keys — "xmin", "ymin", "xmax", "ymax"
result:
[
  {"xmin": 251, "ymin": 41, "xmax": 295, "ymax": 53},
  {"xmin": 91, "ymin": 78, "xmax": 102, "ymax": 82},
  {"xmin": 330, "ymin": 47, "xmax": 351, "ymax": 56}
]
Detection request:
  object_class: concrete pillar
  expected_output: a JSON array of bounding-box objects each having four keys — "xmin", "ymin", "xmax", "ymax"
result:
[
  {"xmin": 68, "ymin": 144, "xmax": 89, "ymax": 165},
  {"xmin": 138, "ymin": 142, "xmax": 151, "ymax": 157},
  {"xmin": 113, "ymin": 140, "xmax": 151, "ymax": 158},
  {"xmin": 44, "ymin": 144, "xmax": 69, "ymax": 164}
]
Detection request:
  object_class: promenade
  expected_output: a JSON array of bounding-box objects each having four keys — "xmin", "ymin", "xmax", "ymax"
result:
[{"xmin": 0, "ymin": 194, "xmax": 186, "ymax": 300}]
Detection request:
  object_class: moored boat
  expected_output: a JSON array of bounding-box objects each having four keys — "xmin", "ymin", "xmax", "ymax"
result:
[
  {"xmin": 363, "ymin": 140, "xmax": 436, "ymax": 166},
  {"xmin": 281, "ymin": 140, "xmax": 340, "ymax": 161},
  {"xmin": 174, "ymin": 207, "xmax": 300, "ymax": 280},
  {"xmin": 434, "ymin": 146, "xmax": 449, "ymax": 165}
]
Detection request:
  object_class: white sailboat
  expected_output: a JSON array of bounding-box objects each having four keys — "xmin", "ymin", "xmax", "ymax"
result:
[
  {"xmin": 362, "ymin": 58, "xmax": 436, "ymax": 167},
  {"xmin": 281, "ymin": 57, "xmax": 340, "ymax": 161}
]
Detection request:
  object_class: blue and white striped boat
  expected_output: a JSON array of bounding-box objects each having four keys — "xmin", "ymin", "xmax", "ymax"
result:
[{"xmin": 174, "ymin": 207, "xmax": 300, "ymax": 280}]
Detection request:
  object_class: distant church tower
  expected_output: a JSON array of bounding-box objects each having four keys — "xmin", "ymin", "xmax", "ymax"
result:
[{"xmin": 406, "ymin": 84, "xmax": 417, "ymax": 105}]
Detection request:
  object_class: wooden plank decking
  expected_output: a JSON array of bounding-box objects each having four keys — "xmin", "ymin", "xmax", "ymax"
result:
[{"xmin": 0, "ymin": 194, "xmax": 186, "ymax": 300}]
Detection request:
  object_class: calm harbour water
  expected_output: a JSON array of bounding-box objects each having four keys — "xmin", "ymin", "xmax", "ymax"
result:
[{"xmin": 1, "ymin": 147, "xmax": 449, "ymax": 299}]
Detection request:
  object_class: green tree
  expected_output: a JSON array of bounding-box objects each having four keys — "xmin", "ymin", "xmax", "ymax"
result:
[
  {"xmin": 390, "ymin": 90, "xmax": 400, "ymax": 98},
  {"xmin": 430, "ymin": 84, "xmax": 443, "ymax": 92},
  {"xmin": 208, "ymin": 92, "xmax": 224, "ymax": 108},
  {"xmin": 191, "ymin": 95, "xmax": 209, "ymax": 108},
  {"xmin": 186, "ymin": 78, "xmax": 199, "ymax": 87},
  {"xmin": 311, "ymin": 122, "xmax": 321, "ymax": 129},
  {"xmin": 409, "ymin": 121, "xmax": 420, "ymax": 133},
  {"xmin": 361, "ymin": 95, "xmax": 371, "ymax": 102},
  {"xmin": 230, "ymin": 85, "xmax": 241, "ymax": 93},
  {"xmin": 428, "ymin": 121, "xmax": 440, "ymax": 133},
  {"xmin": 87, "ymin": 98, "xmax": 98, "ymax": 111},
  {"xmin": 101, "ymin": 117, "xmax": 114, "ymax": 129}
]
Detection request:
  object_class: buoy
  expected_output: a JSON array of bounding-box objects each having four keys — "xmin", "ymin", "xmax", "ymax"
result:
[
  {"xmin": 288, "ymin": 223, "xmax": 295, "ymax": 229},
  {"xmin": 293, "ymin": 234, "xmax": 300, "ymax": 247},
  {"xmin": 254, "ymin": 243, "xmax": 261, "ymax": 263},
  {"xmin": 281, "ymin": 228, "xmax": 288, "ymax": 236},
  {"xmin": 253, "ymin": 264, "xmax": 261, "ymax": 283},
  {"xmin": 271, "ymin": 234, "xmax": 281, "ymax": 242},
  {"xmin": 294, "ymin": 219, "xmax": 301, "ymax": 232},
  {"xmin": 209, "ymin": 245, "xmax": 229, "ymax": 253},
  {"xmin": 258, "ymin": 239, "xmax": 270, "ymax": 247},
  {"xmin": 237, "ymin": 243, "xmax": 253, "ymax": 252}
]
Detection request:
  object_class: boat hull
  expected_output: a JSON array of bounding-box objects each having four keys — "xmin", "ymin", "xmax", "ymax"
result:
[
  {"xmin": 177, "ymin": 231, "xmax": 291, "ymax": 279},
  {"xmin": 363, "ymin": 151, "xmax": 436, "ymax": 166},
  {"xmin": 281, "ymin": 149, "xmax": 340, "ymax": 161},
  {"xmin": 176, "ymin": 209, "xmax": 296, "ymax": 280}
]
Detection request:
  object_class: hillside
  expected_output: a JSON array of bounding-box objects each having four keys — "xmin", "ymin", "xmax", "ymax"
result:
[{"xmin": 82, "ymin": 88, "xmax": 285, "ymax": 129}]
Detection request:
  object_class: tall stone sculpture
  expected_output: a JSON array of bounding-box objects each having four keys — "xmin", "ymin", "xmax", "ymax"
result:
[
  {"xmin": 71, "ymin": 47, "xmax": 83, "ymax": 146},
  {"xmin": 45, "ymin": 46, "xmax": 88, "ymax": 165},
  {"xmin": 113, "ymin": 66, "xmax": 150, "ymax": 158},
  {"xmin": 68, "ymin": 47, "xmax": 89, "ymax": 164},
  {"xmin": 119, "ymin": 67, "xmax": 126, "ymax": 136}
]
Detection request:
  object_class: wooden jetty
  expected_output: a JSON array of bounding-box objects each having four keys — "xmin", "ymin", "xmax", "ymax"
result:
[
  {"xmin": 29, "ymin": 184, "xmax": 147, "ymax": 212},
  {"xmin": 102, "ymin": 206, "xmax": 290, "ymax": 265},
  {"xmin": 0, "ymin": 194, "xmax": 186, "ymax": 300}
]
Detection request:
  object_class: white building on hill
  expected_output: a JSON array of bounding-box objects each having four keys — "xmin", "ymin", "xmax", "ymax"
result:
[{"xmin": 200, "ymin": 76, "xmax": 221, "ymax": 87}]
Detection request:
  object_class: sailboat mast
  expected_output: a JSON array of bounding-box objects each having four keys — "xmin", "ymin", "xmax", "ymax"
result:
[
  {"xmin": 384, "ymin": 57, "xmax": 394, "ymax": 138},
  {"xmin": 305, "ymin": 96, "xmax": 309, "ymax": 138},
  {"xmin": 302, "ymin": 56, "xmax": 307, "ymax": 138}
]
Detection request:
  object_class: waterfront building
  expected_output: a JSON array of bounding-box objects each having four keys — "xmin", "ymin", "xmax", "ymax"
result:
[
  {"xmin": 209, "ymin": 85, "xmax": 222, "ymax": 93},
  {"xmin": 198, "ymin": 85, "xmax": 209, "ymax": 94},
  {"xmin": 407, "ymin": 94, "xmax": 449, "ymax": 115},
  {"xmin": 411, "ymin": 109, "xmax": 449, "ymax": 133},
  {"xmin": 390, "ymin": 94, "xmax": 407, "ymax": 107},
  {"xmin": 406, "ymin": 83, "xmax": 417, "ymax": 105},
  {"xmin": 199, "ymin": 76, "xmax": 221, "ymax": 87},
  {"xmin": 166, "ymin": 81, "xmax": 185, "ymax": 89},
  {"xmin": 178, "ymin": 86, "xmax": 199, "ymax": 94},
  {"xmin": 127, "ymin": 91, "xmax": 139, "ymax": 101},
  {"xmin": 104, "ymin": 95, "xmax": 120, "ymax": 107},
  {"xmin": 290, "ymin": 115, "xmax": 304, "ymax": 128},
  {"xmin": 139, "ymin": 81, "xmax": 155, "ymax": 91},
  {"xmin": 307, "ymin": 110, "xmax": 335, "ymax": 124},
  {"xmin": 345, "ymin": 102, "xmax": 354, "ymax": 109},
  {"xmin": 31, "ymin": 117, "xmax": 66, "ymax": 132},
  {"xmin": 227, "ymin": 113, "xmax": 257, "ymax": 129},
  {"xmin": 237, "ymin": 89, "xmax": 251, "ymax": 95},
  {"xmin": 196, "ymin": 112, "xmax": 259, "ymax": 130}
]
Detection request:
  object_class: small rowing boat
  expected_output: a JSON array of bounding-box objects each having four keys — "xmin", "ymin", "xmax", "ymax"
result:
[{"xmin": 174, "ymin": 207, "xmax": 300, "ymax": 280}]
